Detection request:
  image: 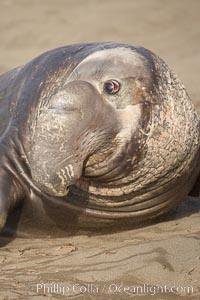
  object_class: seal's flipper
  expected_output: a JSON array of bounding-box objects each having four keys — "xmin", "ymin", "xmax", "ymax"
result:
[{"xmin": 0, "ymin": 169, "xmax": 22, "ymax": 231}]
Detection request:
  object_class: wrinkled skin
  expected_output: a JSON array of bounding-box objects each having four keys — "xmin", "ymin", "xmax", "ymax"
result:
[{"xmin": 0, "ymin": 42, "xmax": 199, "ymax": 235}]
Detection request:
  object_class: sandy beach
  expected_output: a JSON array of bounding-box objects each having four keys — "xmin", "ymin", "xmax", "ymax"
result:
[{"xmin": 0, "ymin": 0, "xmax": 200, "ymax": 299}]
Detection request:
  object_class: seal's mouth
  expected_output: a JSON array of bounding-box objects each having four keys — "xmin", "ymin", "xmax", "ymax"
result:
[{"xmin": 83, "ymin": 135, "xmax": 133, "ymax": 182}]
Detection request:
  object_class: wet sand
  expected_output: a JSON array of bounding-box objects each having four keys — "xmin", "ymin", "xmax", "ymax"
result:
[{"xmin": 0, "ymin": 0, "xmax": 200, "ymax": 299}]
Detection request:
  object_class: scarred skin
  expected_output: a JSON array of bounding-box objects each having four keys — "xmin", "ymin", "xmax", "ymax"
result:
[{"xmin": 0, "ymin": 42, "xmax": 199, "ymax": 233}]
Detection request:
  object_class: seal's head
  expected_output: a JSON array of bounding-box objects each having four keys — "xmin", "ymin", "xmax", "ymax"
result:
[
  {"xmin": 26, "ymin": 43, "xmax": 199, "ymax": 223},
  {"xmin": 28, "ymin": 45, "xmax": 154, "ymax": 197}
]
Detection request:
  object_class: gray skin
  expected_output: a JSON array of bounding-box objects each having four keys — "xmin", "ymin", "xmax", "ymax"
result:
[{"xmin": 0, "ymin": 42, "xmax": 199, "ymax": 234}]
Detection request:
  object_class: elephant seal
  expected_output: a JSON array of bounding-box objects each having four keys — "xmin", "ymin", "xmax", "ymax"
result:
[{"xmin": 0, "ymin": 42, "xmax": 199, "ymax": 235}]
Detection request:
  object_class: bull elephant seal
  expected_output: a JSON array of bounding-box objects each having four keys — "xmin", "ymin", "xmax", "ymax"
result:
[{"xmin": 0, "ymin": 42, "xmax": 199, "ymax": 234}]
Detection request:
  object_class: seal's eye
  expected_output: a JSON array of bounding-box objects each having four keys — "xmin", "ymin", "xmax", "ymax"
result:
[{"xmin": 104, "ymin": 80, "xmax": 121, "ymax": 95}]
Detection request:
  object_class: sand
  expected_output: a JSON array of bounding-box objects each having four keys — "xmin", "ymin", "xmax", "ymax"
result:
[{"xmin": 0, "ymin": 0, "xmax": 200, "ymax": 299}]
